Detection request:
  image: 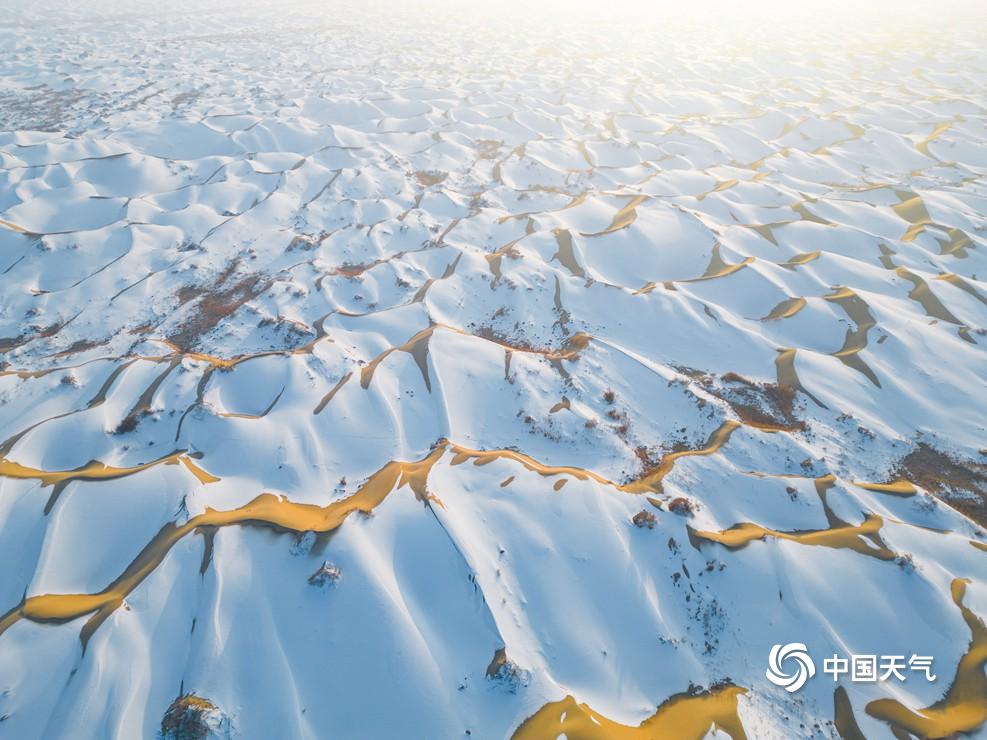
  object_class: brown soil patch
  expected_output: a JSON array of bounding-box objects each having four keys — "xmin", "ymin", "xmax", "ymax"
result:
[
  {"xmin": 168, "ymin": 264, "xmax": 269, "ymax": 353},
  {"xmin": 329, "ymin": 262, "xmax": 372, "ymax": 277},
  {"xmin": 895, "ymin": 443, "xmax": 987, "ymax": 527},
  {"xmin": 415, "ymin": 170, "xmax": 448, "ymax": 187},
  {"xmin": 0, "ymin": 320, "xmax": 68, "ymax": 352},
  {"xmin": 50, "ymin": 337, "xmax": 108, "ymax": 357},
  {"xmin": 680, "ymin": 367, "xmax": 805, "ymax": 432}
]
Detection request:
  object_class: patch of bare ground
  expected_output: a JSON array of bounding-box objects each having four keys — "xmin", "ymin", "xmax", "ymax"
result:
[
  {"xmin": 415, "ymin": 170, "xmax": 448, "ymax": 187},
  {"xmin": 168, "ymin": 262, "xmax": 270, "ymax": 353},
  {"xmin": 895, "ymin": 443, "xmax": 987, "ymax": 527},
  {"xmin": 473, "ymin": 325, "xmax": 540, "ymax": 353},
  {"xmin": 0, "ymin": 319, "xmax": 70, "ymax": 352},
  {"xmin": 49, "ymin": 337, "xmax": 109, "ymax": 357},
  {"xmin": 328, "ymin": 262, "xmax": 373, "ymax": 277},
  {"xmin": 679, "ymin": 367, "xmax": 805, "ymax": 432}
]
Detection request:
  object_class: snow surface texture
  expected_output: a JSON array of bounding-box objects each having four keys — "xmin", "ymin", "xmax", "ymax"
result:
[{"xmin": 1, "ymin": 0, "xmax": 986, "ymax": 738}]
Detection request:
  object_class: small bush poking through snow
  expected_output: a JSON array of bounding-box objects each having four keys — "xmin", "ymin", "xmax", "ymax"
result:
[
  {"xmin": 485, "ymin": 648, "xmax": 528, "ymax": 694},
  {"xmin": 160, "ymin": 693, "xmax": 230, "ymax": 740},
  {"xmin": 895, "ymin": 553, "xmax": 916, "ymax": 572},
  {"xmin": 289, "ymin": 531, "xmax": 317, "ymax": 556},
  {"xmin": 632, "ymin": 510, "xmax": 657, "ymax": 529},
  {"xmin": 668, "ymin": 497, "xmax": 697, "ymax": 516},
  {"xmin": 308, "ymin": 561, "xmax": 342, "ymax": 589}
]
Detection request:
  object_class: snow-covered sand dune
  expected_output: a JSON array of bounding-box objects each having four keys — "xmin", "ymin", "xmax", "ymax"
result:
[{"xmin": 1, "ymin": 1, "xmax": 986, "ymax": 737}]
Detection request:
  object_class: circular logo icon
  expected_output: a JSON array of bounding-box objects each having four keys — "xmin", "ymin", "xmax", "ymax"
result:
[{"xmin": 766, "ymin": 642, "xmax": 816, "ymax": 693}]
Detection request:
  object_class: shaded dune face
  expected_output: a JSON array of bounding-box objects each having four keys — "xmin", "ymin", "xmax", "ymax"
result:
[{"xmin": 1, "ymin": 0, "xmax": 986, "ymax": 738}]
